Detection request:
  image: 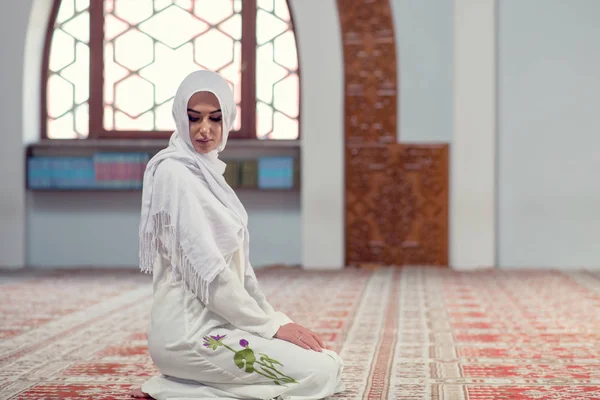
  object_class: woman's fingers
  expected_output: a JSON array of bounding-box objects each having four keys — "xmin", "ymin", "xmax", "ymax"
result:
[
  {"xmin": 300, "ymin": 327, "xmax": 325, "ymax": 350},
  {"xmin": 297, "ymin": 340, "xmax": 311, "ymax": 350},
  {"xmin": 305, "ymin": 336, "xmax": 322, "ymax": 352},
  {"xmin": 277, "ymin": 324, "xmax": 325, "ymax": 352},
  {"xmin": 308, "ymin": 329, "xmax": 326, "ymax": 349},
  {"xmin": 276, "ymin": 323, "xmax": 308, "ymax": 349},
  {"xmin": 281, "ymin": 326, "xmax": 310, "ymax": 350},
  {"xmin": 293, "ymin": 334, "xmax": 311, "ymax": 350},
  {"xmin": 298, "ymin": 328, "xmax": 322, "ymax": 352}
]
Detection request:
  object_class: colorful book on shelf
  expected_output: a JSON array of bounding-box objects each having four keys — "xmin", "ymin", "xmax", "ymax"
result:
[
  {"xmin": 258, "ymin": 157, "xmax": 295, "ymax": 190},
  {"xmin": 293, "ymin": 157, "xmax": 300, "ymax": 189},
  {"xmin": 28, "ymin": 157, "xmax": 50, "ymax": 188},
  {"xmin": 240, "ymin": 160, "xmax": 258, "ymax": 188},
  {"xmin": 28, "ymin": 157, "xmax": 95, "ymax": 189},
  {"xmin": 93, "ymin": 152, "xmax": 150, "ymax": 189},
  {"xmin": 27, "ymin": 154, "xmax": 300, "ymax": 192},
  {"xmin": 223, "ymin": 161, "xmax": 239, "ymax": 188}
]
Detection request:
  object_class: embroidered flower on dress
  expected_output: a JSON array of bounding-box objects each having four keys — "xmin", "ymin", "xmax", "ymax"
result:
[
  {"xmin": 204, "ymin": 334, "xmax": 297, "ymax": 385},
  {"xmin": 203, "ymin": 334, "xmax": 227, "ymax": 349}
]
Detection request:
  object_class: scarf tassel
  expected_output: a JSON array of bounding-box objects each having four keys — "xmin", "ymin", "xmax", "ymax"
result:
[{"xmin": 140, "ymin": 211, "xmax": 216, "ymax": 304}]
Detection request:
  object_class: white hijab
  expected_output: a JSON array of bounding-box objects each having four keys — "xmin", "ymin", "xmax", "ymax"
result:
[{"xmin": 139, "ymin": 70, "xmax": 255, "ymax": 304}]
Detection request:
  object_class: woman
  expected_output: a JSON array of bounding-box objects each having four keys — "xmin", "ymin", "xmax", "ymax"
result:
[{"xmin": 132, "ymin": 70, "xmax": 345, "ymax": 400}]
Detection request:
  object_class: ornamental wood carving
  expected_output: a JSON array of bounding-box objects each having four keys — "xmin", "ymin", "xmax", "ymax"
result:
[{"xmin": 338, "ymin": 0, "xmax": 449, "ymax": 266}]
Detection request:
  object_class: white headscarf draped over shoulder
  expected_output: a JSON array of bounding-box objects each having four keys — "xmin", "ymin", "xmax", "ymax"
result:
[{"xmin": 139, "ymin": 70, "xmax": 256, "ymax": 304}]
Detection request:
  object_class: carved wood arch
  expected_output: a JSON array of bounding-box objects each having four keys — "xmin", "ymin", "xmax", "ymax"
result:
[{"xmin": 338, "ymin": 0, "xmax": 449, "ymax": 266}]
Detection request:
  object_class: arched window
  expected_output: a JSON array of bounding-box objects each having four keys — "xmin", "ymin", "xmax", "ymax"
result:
[{"xmin": 43, "ymin": 0, "xmax": 299, "ymax": 140}]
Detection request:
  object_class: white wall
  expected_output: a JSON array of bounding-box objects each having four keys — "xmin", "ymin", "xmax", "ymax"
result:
[
  {"xmin": 298, "ymin": 0, "xmax": 454, "ymax": 269},
  {"xmin": 293, "ymin": 0, "xmax": 345, "ymax": 269},
  {"xmin": 0, "ymin": 0, "xmax": 34, "ymax": 268},
  {"xmin": 498, "ymin": 0, "xmax": 600, "ymax": 268},
  {"xmin": 391, "ymin": 0, "xmax": 453, "ymax": 143},
  {"xmin": 27, "ymin": 191, "xmax": 301, "ymax": 267},
  {"xmin": 451, "ymin": 0, "xmax": 497, "ymax": 269}
]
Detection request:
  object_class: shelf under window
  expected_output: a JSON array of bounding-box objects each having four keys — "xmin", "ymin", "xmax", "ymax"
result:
[{"xmin": 26, "ymin": 139, "xmax": 301, "ymax": 192}]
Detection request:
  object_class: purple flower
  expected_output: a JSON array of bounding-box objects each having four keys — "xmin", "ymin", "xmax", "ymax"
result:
[
  {"xmin": 239, "ymin": 339, "xmax": 249, "ymax": 348},
  {"xmin": 203, "ymin": 334, "xmax": 227, "ymax": 350}
]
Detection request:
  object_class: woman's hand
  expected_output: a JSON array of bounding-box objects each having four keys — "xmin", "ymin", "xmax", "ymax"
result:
[{"xmin": 274, "ymin": 323, "xmax": 325, "ymax": 352}]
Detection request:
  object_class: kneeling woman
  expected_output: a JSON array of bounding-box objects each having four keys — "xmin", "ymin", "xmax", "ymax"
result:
[{"xmin": 133, "ymin": 70, "xmax": 344, "ymax": 400}]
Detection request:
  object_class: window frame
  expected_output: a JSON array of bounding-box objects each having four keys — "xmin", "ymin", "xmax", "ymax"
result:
[{"xmin": 41, "ymin": 0, "xmax": 299, "ymax": 141}]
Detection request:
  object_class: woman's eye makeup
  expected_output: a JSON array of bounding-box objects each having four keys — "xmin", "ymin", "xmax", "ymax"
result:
[{"xmin": 187, "ymin": 112, "xmax": 222, "ymax": 123}]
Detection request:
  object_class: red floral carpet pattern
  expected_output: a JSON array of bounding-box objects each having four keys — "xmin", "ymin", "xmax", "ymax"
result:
[{"xmin": 1, "ymin": 267, "xmax": 599, "ymax": 399}]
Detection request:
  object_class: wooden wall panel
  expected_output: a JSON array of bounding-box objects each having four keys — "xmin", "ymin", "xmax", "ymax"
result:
[{"xmin": 338, "ymin": 0, "xmax": 449, "ymax": 266}]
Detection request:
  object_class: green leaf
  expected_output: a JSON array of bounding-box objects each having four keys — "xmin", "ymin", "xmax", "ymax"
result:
[
  {"xmin": 281, "ymin": 376, "xmax": 298, "ymax": 384},
  {"xmin": 259, "ymin": 353, "xmax": 283, "ymax": 367},
  {"xmin": 233, "ymin": 349, "xmax": 256, "ymax": 373},
  {"xmin": 258, "ymin": 366, "xmax": 278, "ymax": 378}
]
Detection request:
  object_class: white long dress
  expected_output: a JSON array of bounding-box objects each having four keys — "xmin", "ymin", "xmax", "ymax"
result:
[{"xmin": 141, "ymin": 245, "xmax": 345, "ymax": 400}]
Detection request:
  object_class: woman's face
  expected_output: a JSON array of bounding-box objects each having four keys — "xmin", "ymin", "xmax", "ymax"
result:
[{"xmin": 187, "ymin": 91, "xmax": 223, "ymax": 154}]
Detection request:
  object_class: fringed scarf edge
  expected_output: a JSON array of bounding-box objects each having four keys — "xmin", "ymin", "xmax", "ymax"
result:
[{"xmin": 139, "ymin": 211, "xmax": 223, "ymax": 305}]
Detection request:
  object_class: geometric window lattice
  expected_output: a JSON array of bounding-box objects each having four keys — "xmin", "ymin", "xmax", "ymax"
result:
[
  {"xmin": 44, "ymin": 0, "xmax": 299, "ymax": 140},
  {"xmin": 104, "ymin": 0, "xmax": 242, "ymax": 132},
  {"xmin": 46, "ymin": 0, "xmax": 91, "ymax": 139},
  {"xmin": 255, "ymin": 0, "xmax": 299, "ymax": 139}
]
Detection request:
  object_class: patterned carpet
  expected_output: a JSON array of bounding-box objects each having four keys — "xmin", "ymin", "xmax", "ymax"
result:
[{"xmin": 0, "ymin": 267, "xmax": 599, "ymax": 399}]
